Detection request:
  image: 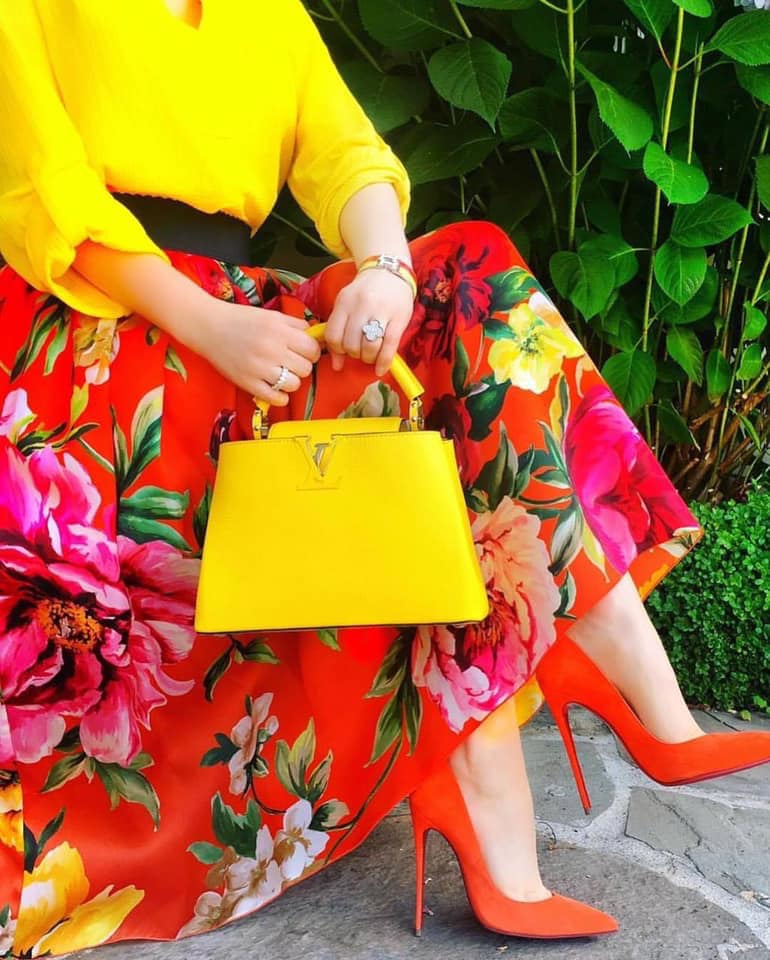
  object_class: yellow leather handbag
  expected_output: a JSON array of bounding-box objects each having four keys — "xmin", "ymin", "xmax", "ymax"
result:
[{"xmin": 194, "ymin": 322, "xmax": 490, "ymax": 634}]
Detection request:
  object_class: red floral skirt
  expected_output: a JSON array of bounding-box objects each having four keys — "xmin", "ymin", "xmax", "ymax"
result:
[{"xmin": 0, "ymin": 222, "xmax": 701, "ymax": 956}]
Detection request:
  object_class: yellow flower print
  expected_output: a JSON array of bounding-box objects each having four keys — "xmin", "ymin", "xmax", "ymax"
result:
[
  {"xmin": 0, "ymin": 773, "xmax": 23, "ymax": 854},
  {"xmin": 488, "ymin": 300, "xmax": 584, "ymax": 394},
  {"xmin": 14, "ymin": 842, "xmax": 143, "ymax": 957}
]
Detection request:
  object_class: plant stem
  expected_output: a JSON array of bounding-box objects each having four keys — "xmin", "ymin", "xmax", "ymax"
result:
[
  {"xmin": 641, "ymin": 8, "xmax": 685, "ymax": 356},
  {"xmin": 323, "ymin": 740, "xmax": 402, "ymax": 862},
  {"xmin": 530, "ymin": 149, "xmax": 561, "ymax": 250},
  {"xmin": 449, "ymin": 0, "xmax": 473, "ymax": 39},
  {"xmin": 687, "ymin": 44, "xmax": 703, "ymax": 163},
  {"xmin": 318, "ymin": 0, "xmax": 383, "ymax": 73},
  {"xmin": 566, "ymin": 0, "xmax": 578, "ymax": 250},
  {"xmin": 270, "ymin": 212, "xmax": 330, "ymax": 256}
]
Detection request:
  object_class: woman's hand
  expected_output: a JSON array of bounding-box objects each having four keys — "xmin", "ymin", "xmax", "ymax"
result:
[
  {"xmin": 324, "ymin": 268, "xmax": 415, "ymax": 377},
  {"xmin": 192, "ymin": 299, "xmax": 322, "ymax": 406}
]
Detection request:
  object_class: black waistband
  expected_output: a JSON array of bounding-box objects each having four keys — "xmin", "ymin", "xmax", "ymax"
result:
[{"xmin": 113, "ymin": 193, "xmax": 253, "ymax": 264}]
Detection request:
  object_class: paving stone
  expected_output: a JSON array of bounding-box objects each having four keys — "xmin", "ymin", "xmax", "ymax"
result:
[
  {"xmin": 528, "ymin": 703, "xmax": 609, "ymax": 739},
  {"xmin": 92, "ymin": 816, "xmax": 770, "ymax": 960},
  {"xmin": 626, "ymin": 788, "xmax": 770, "ymax": 900},
  {"xmin": 522, "ymin": 735, "xmax": 614, "ymax": 826}
]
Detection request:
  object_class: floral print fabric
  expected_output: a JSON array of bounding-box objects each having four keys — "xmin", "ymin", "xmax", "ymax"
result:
[{"xmin": 0, "ymin": 222, "xmax": 701, "ymax": 956}]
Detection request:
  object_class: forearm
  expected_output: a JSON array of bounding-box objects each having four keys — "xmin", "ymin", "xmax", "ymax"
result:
[
  {"xmin": 73, "ymin": 242, "xmax": 214, "ymax": 353},
  {"xmin": 338, "ymin": 183, "xmax": 411, "ymax": 266}
]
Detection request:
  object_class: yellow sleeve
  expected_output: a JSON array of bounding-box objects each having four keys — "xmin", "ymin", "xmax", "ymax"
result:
[
  {"xmin": 285, "ymin": 0, "xmax": 411, "ymax": 258},
  {"xmin": 0, "ymin": 4, "xmax": 167, "ymax": 318}
]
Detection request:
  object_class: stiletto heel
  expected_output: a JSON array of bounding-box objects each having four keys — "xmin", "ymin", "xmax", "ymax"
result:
[
  {"xmin": 552, "ymin": 705, "xmax": 592, "ymax": 813},
  {"xmin": 412, "ymin": 809, "xmax": 428, "ymax": 936},
  {"xmin": 537, "ymin": 635, "xmax": 770, "ymax": 801},
  {"xmin": 408, "ymin": 762, "xmax": 618, "ymax": 939}
]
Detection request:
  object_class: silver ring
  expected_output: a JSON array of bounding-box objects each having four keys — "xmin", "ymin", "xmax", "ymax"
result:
[
  {"xmin": 271, "ymin": 365, "xmax": 290, "ymax": 391},
  {"xmin": 362, "ymin": 317, "xmax": 386, "ymax": 342}
]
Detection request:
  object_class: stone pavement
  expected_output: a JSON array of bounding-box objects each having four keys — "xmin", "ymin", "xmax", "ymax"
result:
[{"xmin": 90, "ymin": 707, "xmax": 770, "ymax": 960}]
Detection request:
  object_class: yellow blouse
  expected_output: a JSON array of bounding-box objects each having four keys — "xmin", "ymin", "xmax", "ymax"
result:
[{"xmin": 0, "ymin": 1, "xmax": 410, "ymax": 317}]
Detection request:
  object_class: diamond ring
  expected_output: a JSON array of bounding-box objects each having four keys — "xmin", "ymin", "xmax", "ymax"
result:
[
  {"xmin": 271, "ymin": 365, "xmax": 291, "ymax": 391},
  {"xmin": 362, "ymin": 318, "xmax": 386, "ymax": 342}
]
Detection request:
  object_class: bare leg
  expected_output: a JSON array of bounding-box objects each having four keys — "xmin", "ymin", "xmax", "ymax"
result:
[
  {"xmin": 568, "ymin": 572, "xmax": 704, "ymax": 743},
  {"xmin": 450, "ymin": 697, "xmax": 551, "ymax": 902}
]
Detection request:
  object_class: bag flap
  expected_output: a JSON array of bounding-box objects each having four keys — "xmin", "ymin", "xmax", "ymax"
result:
[{"xmin": 267, "ymin": 416, "xmax": 403, "ymax": 444}]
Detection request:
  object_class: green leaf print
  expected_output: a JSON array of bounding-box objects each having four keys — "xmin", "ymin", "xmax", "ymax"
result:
[
  {"xmin": 94, "ymin": 761, "xmax": 161, "ymax": 829},
  {"xmin": 474, "ymin": 421, "xmax": 518, "ymax": 511},
  {"xmin": 366, "ymin": 630, "xmax": 423, "ymax": 765},
  {"xmin": 201, "ymin": 733, "xmax": 239, "ymax": 768},
  {"xmin": 486, "ymin": 265, "xmax": 540, "ymax": 314},
  {"xmin": 41, "ymin": 753, "xmax": 89, "ymax": 793},
  {"xmin": 310, "ymin": 800, "xmax": 349, "ymax": 831},
  {"xmin": 466, "ymin": 377, "xmax": 510, "ymax": 441},
  {"xmin": 188, "ymin": 841, "xmax": 224, "ymax": 865},
  {"xmin": 117, "ymin": 512, "xmax": 191, "ymax": 552},
  {"xmin": 116, "ymin": 387, "xmax": 163, "ymax": 493},
  {"xmin": 211, "ymin": 794, "xmax": 262, "ymax": 857},
  {"xmin": 193, "ymin": 484, "xmax": 213, "ymax": 552},
  {"xmin": 120, "ymin": 486, "xmax": 189, "ymax": 520},
  {"xmin": 451, "ymin": 338, "xmax": 470, "ymax": 397},
  {"xmin": 549, "ymin": 507, "xmax": 584, "ymax": 575},
  {"xmin": 317, "ymin": 628, "xmax": 341, "ymax": 651},
  {"xmin": 164, "ymin": 344, "xmax": 188, "ymax": 381},
  {"xmin": 10, "ymin": 297, "xmax": 68, "ymax": 381}
]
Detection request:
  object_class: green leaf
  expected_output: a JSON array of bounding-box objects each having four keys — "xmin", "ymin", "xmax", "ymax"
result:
[
  {"xmin": 241, "ymin": 640, "xmax": 280, "ymax": 664},
  {"xmin": 550, "ymin": 250, "xmax": 615, "ymax": 319},
  {"xmin": 487, "ymin": 266, "xmax": 539, "ymax": 313},
  {"xmin": 188, "ymin": 841, "xmax": 224, "ymax": 865},
  {"xmin": 643, "ymin": 142, "xmax": 709, "ymax": 204},
  {"xmin": 368, "ymin": 695, "xmax": 403, "ymax": 765},
  {"xmin": 672, "ymin": 0, "xmax": 712, "ymax": 17},
  {"xmin": 736, "ymin": 342, "xmax": 763, "ymax": 380},
  {"xmin": 307, "ymin": 752, "xmax": 332, "ymax": 804},
  {"xmin": 671, "ymin": 195, "xmax": 752, "ymax": 247},
  {"xmin": 95, "ymin": 762, "xmax": 160, "ymax": 829},
  {"xmin": 736, "ymin": 64, "xmax": 770, "ymax": 105},
  {"xmin": 288, "ymin": 720, "xmax": 316, "ymax": 792},
  {"xmin": 576, "ymin": 62, "xmax": 653, "ymax": 152},
  {"xmin": 37, "ymin": 810, "xmax": 66, "ymax": 858},
  {"xmin": 41, "ymin": 753, "xmax": 88, "ymax": 793},
  {"xmin": 578, "ymin": 235, "xmax": 639, "ymax": 288},
  {"xmin": 499, "ymin": 88, "xmax": 567, "ymax": 153},
  {"xmin": 164, "ymin": 344, "xmax": 188, "ymax": 381},
  {"xmin": 401, "ymin": 118, "xmax": 498, "ymax": 185},
  {"xmin": 743, "ymin": 304, "xmax": 768, "ymax": 341},
  {"xmin": 452, "ymin": 338, "xmax": 470, "ymax": 397},
  {"xmin": 737, "ymin": 412, "xmax": 763, "ymax": 450},
  {"xmin": 402, "ymin": 678, "xmax": 423, "ymax": 754},
  {"xmin": 366, "ymin": 632, "xmax": 410, "ymax": 698},
  {"xmin": 601, "ymin": 349, "xmax": 656, "ymax": 416},
  {"xmin": 358, "ymin": 0, "xmax": 459, "ymax": 50},
  {"xmin": 120, "ymin": 485, "xmax": 189, "ymax": 521},
  {"xmin": 654, "ymin": 241, "xmax": 707, "ymax": 305},
  {"xmin": 657, "ymin": 400, "xmax": 696, "ymax": 445},
  {"xmin": 211, "ymin": 794, "xmax": 260, "ymax": 857},
  {"xmin": 200, "ymin": 733, "xmax": 238, "ymax": 768},
  {"xmin": 707, "ymin": 11, "xmax": 770, "ymax": 66},
  {"xmin": 274, "ymin": 740, "xmax": 294, "ymax": 796},
  {"xmin": 483, "ymin": 320, "xmax": 516, "ymax": 341},
  {"xmin": 621, "ymin": 0, "xmax": 675, "ymax": 39},
  {"xmin": 756, "ymin": 155, "xmax": 770, "ymax": 211},
  {"xmin": 466, "ymin": 378, "xmax": 510, "ymax": 441},
  {"xmin": 667, "ymin": 327, "xmax": 704, "ymax": 384},
  {"xmin": 310, "ymin": 799, "xmax": 349, "ymax": 831},
  {"xmin": 475, "ymin": 421, "xmax": 518, "ymax": 511},
  {"xmin": 317, "ymin": 628, "xmax": 341, "ymax": 652},
  {"xmin": 193, "ymin": 484, "xmax": 212, "ymax": 551},
  {"xmin": 428, "ymin": 39, "xmax": 512, "ymax": 128},
  {"xmin": 116, "ymin": 512, "xmax": 191, "ymax": 552},
  {"xmin": 705, "ymin": 349, "xmax": 732, "ymax": 402},
  {"xmin": 123, "ymin": 387, "xmax": 163, "ymax": 490},
  {"xmin": 44, "ymin": 320, "xmax": 69, "ymax": 376},
  {"xmin": 549, "ymin": 508, "xmax": 583, "ymax": 576},
  {"xmin": 658, "ymin": 265, "xmax": 719, "ymax": 325},
  {"xmin": 340, "ymin": 62, "xmax": 430, "ymax": 134},
  {"xmin": 203, "ymin": 648, "xmax": 232, "ymax": 703}
]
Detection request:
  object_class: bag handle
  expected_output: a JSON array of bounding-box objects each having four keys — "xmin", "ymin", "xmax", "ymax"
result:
[{"xmin": 252, "ymin": 321, "xmax": 425, "ymax": 438}]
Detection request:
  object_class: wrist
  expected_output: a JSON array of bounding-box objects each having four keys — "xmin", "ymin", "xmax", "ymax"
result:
[{"xmin": 356, "ymin": 254, "xmax": 417, "ymax": 299}]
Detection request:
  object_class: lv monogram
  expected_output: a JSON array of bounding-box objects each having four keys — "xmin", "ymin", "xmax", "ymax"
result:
[{"xmin": 295, "ymin": 436, "xmax": 343, "ymax": 489}]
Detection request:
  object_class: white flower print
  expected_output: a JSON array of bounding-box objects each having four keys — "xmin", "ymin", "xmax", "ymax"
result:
[
  {"xmin": 272, "ymin": 799, "xmax": 329, "ymax": 881},
  {"xmin": 223, "ymin": 825, "xmax": 283, "ymax": 917},
  {"xmin": 228, "ymin": 693, "xmax": 279, "ymax": 795}
]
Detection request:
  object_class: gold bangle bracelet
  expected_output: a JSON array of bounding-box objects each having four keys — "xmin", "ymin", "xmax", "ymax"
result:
[{"xmin": 357, "ymin": 254, "xmax": 418, "ymax": 299}]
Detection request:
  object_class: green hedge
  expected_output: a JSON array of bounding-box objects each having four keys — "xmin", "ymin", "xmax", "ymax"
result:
[{"xmin": 648, "ymin": 489, "xmax": 770, "ymax": 715}]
